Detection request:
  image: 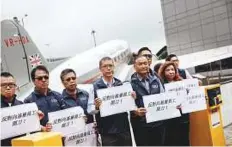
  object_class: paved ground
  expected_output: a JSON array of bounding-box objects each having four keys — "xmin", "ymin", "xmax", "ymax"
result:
[{"xmin": 224, "ymin": 124, "xmax": 232, "ymax": 146}]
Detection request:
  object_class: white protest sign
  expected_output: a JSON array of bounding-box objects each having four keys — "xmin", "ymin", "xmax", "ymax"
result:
[
  {"xmin": 183, "ymin": 78, "xmax": 199, "ymax": 90},
  {"xmin": 78, "ymin": 84, "xmax": 97, "ymax": 115},
  {"xmin": 143, "ymin": 90, "xmax": 186, "ymax": 123},
  {"xmin": 181, "ymin": 87, "xmax": 207, "ymax": 114},
  {"xmin": 164, "ymin": 79, "xmax": 199, "ymax": 92},
  {"xmin": 1, "ymin": 103, "xmax": 40, "ymax": 140},
  {"xmin": 97, "ymin": 83, "xmax": 137, "ymax": 117},
  {"xmin": 48, "ymin": 106, "xmax": 86, "ymax": 136},
  {"xmin": 64, "ymin": 123, "xmax": 97, "ymax": 146},
  {"xmin": 164, "ymin": 80, "xmax": 185, "ymax": 93}
]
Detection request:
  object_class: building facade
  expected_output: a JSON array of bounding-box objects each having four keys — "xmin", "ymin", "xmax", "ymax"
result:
[{"xmin": 161, "ymin": 0, "xmax": 232, "ymax": 55}]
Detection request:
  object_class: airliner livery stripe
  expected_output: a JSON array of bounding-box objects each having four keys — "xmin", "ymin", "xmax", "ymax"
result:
[{"xmin": 82, "ymin": 73, "xmax": 101, "ymax": 84}]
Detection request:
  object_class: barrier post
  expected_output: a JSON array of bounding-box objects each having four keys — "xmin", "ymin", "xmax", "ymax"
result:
[{"xmin": 190, "ymin": 84, "xmax": 226, "ymax": 146}]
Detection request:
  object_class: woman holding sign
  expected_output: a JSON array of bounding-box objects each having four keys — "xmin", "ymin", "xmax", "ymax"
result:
[{"xmin": 158, "ymin": 61, "xmax": 190, "ymax": 146}]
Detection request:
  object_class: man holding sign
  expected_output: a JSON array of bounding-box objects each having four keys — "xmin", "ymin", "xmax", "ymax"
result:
[
  {"xmin": 130, "ymin": 56, "xmax": 165, "ymax": 146},
  {"xmin": 1, "ymin": 72, "xmax": 44, "ymax": 146},
  {"xmin": 60, "ymin": 68, "xmax": 93, "ymax": 124},
  {"xmin": 1, "ymin": 72, "xmax": 24, "ymax": 146},
  {"xmin": 24, "ymin": 65, "xmax": 66, "ymax": 132},
  {"xmin": 93, "ymin": 57, "xmax": 133, "ymax": 146}
]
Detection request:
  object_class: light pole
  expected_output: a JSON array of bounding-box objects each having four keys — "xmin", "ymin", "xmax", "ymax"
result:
[
  {"xmin": 91, "ymin": 30, "xmax": 97, "ymax": 47},
  {"xmin": 21, "ymin": 14, "xmax": 28, "ymax": 27}
]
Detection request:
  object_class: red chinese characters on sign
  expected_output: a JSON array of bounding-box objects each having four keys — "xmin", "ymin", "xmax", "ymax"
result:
[{"xmin": 4, "ymin": 36, "xmax": 30, "ymax": 47}]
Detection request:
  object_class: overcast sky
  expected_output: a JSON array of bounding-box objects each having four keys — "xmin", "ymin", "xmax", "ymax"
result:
[{"xmin": 2, "ymin": 0, "xmax": 166, "ymax": 58}]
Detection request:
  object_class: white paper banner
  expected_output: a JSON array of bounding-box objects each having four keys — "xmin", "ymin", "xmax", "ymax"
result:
[
  {"xmin": 64, "ymin": 123, "xmax": 97, "ymax": 146},
  {"xmin": 164, "ymin": 79, "xmax": 199, "ymax": 93},
  {"xmin": 181, "ymin": 87, "xmax": 207, "ymax": 114},
  {"xmin": 97, "ymin": 83, "xmax": 137, "ymax": 117},
  {"xmin": 1, "ymin": 103, "xmax": 41, "ymax": 139},
  {"xmin": 48, "ymin": 106, "xmax": 86, "ymax": 136},
  {"xmin": 183, "ymin": 78, "xmax": 199, "ymax": 90},
  {"xmin": 143, "ymin": 90, "xmax": 186, "ymax": 123},
  {"xmin": 164, "ymin": 81, "xmax": 185, "ymax": 93}
]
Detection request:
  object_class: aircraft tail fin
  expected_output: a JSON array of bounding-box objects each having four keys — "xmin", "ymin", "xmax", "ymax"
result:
[{"xmin": 1, "ymin": 19, "xmax": 49, "ymax": 87}]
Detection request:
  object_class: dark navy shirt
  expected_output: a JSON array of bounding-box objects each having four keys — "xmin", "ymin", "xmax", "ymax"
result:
[
  {"xmin": 1, "ymin": 95, "xmax": 24, "ymax": 146},
  {"xmin": 24, "ymin": 89, "xmax": 66, "ymax": 126},
  {"xmin": 62, "ymin": 88, "xmax": 93, "ymax": 123},
  {"xmin": 130, "ymin": 72, "xmax": 164, "ymax": 128},
  {"xmin": 93, "ymin": 77, "xmax": 130, "ymax": 134},
  {"xmin": 1, "ymin": 95, "xmax": 23, "ymax": 108}
]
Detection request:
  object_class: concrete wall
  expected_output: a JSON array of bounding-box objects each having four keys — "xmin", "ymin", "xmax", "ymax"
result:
[{"xmin": 161, "ymin": 0, "xmax": 232, "ymax": 55}]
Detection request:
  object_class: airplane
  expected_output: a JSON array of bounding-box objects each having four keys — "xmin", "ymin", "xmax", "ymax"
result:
[
  {"xmin": 1, "ymin": 19, "xmax": 232, "ymax": 101},
  {"xmin": 1, "ymin": 19, "xmax": 134, "ymax": 101}
]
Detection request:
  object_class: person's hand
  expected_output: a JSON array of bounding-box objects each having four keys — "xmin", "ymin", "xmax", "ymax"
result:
[
  {"xmin": 41, "ymin": 122, "xmax": 52, "ymax": 132},
  {"xmin": 94, "ymin": 98, "xmax": 102, "ymax": 110},
  {"xmin": 134, "ymin": 107, "xmax": 147, "ymax": 117},
  {"xmin": 131, "ymin": 91, "xmax": 137, "ymax": 99},
  {"xmin": 37, "ymin": 110, "xmax": 44, "ymax": 120},
  {"xmin": 176, "ymin": 104, "xmax": 182, "ymax": 110}
]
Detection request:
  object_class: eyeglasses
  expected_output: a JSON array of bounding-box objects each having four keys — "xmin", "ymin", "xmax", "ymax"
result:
[
  {"xmin": 65, "ymin": 77, "xmax": 76, "ymax": 82},
  {"xmin": 143, "ymin": 54, "xmax": 152, "ymax": 59},
  {"xmin": 35, "ymin": 76, "xmax": 49, "ymax": 81},
  {"xmin": 171, "ymin": 59, "xmax": 179, "ymax": 62},
  {"xmin": 101, "ymin": 64, "xmax": 114, "ymax": 68},
  {"xmin": 1, "ymin": 83, "xmax": 17, "ymax": 88}
]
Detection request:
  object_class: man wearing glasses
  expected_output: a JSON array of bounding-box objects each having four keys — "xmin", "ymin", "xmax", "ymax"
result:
[
  {"xmin": 137, "ymin": 47, "xmax": 153, "ymax": 67},
  {"xmin": 24, "ymin": 65, "xmax": 66, "ymax": 132},
  {"xmin": 165, "ymin": 54, "xmax": 192, "ymax": 79},
  {"xmin": 1, "ymin": 72, "xmax": 44, "ymax": 146},
  {"xmin": 60, "ymin": 68, "xmax": 93, "ymax": 124},
  {"xmin": 93, "ymin": 57, "xmax": 133, "ymax": 146},
  {"xmin": 137, "ymin": 47, "xmax": 164, "ymax": 84},
  {"xmin": 1, "ymin": 72, "xmax": 23, "ymax": 146}
]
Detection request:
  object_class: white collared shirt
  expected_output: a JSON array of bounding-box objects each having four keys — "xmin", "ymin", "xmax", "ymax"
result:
[{"xmin": 102, "ymin": 77, "xmax": 115, "ymax": 87}]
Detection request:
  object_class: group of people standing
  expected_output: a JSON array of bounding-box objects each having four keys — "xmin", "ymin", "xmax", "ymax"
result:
[{"xmin": 1, "ymin": 46, "xmax": 194, "ymax": 146}]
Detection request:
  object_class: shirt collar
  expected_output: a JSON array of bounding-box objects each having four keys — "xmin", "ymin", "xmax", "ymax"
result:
[
  {"xmin": 63, "ymin": 88, "xmax": 83, "ymax": 99},
  {"xmin": 1, "ymin": 94, "xmax": 17, "ymax": 105},
  {"xmin": 101, "ymin": 77, "xmax": 115, "ymax": 87},
  {"xmin": 33, "ymin": 88, "xmax": 52, "ymax": 96},
  {"xmin": 136, "ymin": 73, "xmax": 150, "ymax": 82}
]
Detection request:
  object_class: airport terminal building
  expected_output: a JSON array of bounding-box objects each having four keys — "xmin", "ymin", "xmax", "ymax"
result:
[
  {"xmin": 160, "ymin": 0, "xmax": 232, "ymax": 80},
  {"xmin": 160, "ymin": 0, "xmax": 232, "ymax": 55}
]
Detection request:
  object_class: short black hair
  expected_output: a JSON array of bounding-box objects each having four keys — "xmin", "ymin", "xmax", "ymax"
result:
[
  {"xmin": 60, "ymin": 68, "xmax": 76, "ymax": 81},
  {"xmin": 154, "ymin": 62, "xmax": 163, "ymax": 73},
  {"xmin": 1, "ymin": 72, "xmax": 14, "ymax": 78},
  {"xmin": 134, "ymin": 55, "xmax": 148, "ymax": 63},
  {"xmin": 99, "ymin": 56, "xmax": 113, "ymax": 68},
  {"xmin": 137, "ymin": 47, "xmax": 152, "ymax": 55},
  {"xmin": 31, "ymin": 65, "xmax": 49, "ymax": 81},
  {"xmin": 166, "ymin": 54, "xmax": 177, "ymax": 61}
]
